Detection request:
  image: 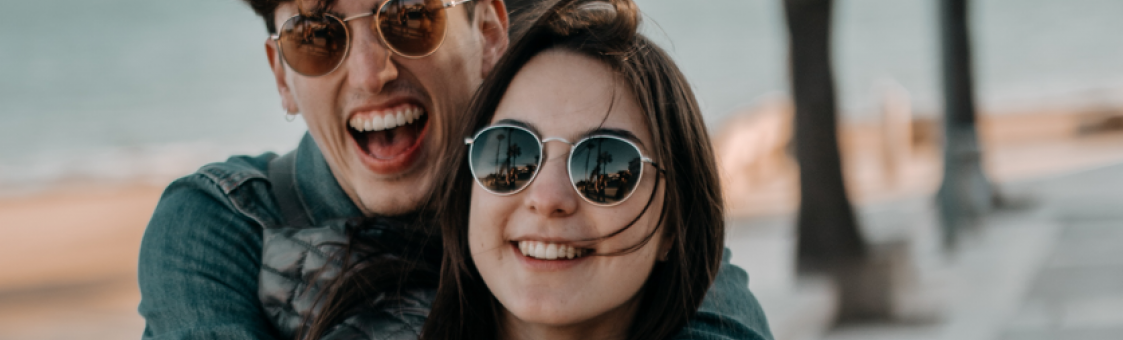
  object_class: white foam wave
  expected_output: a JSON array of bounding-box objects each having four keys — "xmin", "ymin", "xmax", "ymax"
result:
[{"xmin": 0, "ymin": 141, "xmax": 294, "ymax": 195}]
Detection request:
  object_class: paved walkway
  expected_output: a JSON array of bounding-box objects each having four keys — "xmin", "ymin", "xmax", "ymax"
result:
[
  {"xmin": 999, "ymin": 161, "xmax": 1123, "ymax": 340},
  {"xmin": 820, "ymin": 161, "xmax": 1123, "ymax": 340}
]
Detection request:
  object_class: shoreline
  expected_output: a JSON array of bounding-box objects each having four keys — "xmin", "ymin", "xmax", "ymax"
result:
[{"xmin": 0, "ymin": 183, "xmax": 164, "ymax": 292}]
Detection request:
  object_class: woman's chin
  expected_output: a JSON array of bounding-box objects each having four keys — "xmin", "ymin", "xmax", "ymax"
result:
[
  {"xmin": 499, "ymin": 291, "xmax": 641, "ymax": 338},
  {"xmin": 502, "ymin": 296, "xmax": 592, "ymax": 327},
  {"xmin": 514, "ymin": 313, "xmax": 582, "ymax": 327}
]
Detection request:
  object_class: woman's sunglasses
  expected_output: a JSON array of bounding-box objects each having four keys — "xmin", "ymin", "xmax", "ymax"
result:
[
  {"xmin": 271, "ymin": 0, "xmax": 475, "ymax": 77},
  {"xmin": 465, "ymin": 125, "xmax": 661, "ymax": 206}
]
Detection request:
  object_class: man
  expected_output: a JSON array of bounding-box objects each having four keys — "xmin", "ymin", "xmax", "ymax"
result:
[{"xmin": 137, "ymin": 0, "xmax": 772, "ymax": 339}]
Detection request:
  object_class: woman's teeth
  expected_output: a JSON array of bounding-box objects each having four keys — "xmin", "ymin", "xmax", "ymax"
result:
[
  {"xmin": 349, "ymin": 106, "xmax": 425, "ymax": 132},
  {"xmin": 518, "ymin": 240, "xmax": 588, "ymax": 260}
]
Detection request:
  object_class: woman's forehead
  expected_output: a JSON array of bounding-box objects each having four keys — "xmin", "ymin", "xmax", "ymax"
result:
[{"xmin": 493, "ymin": 50, "xmax": 652, "ymax": 147}]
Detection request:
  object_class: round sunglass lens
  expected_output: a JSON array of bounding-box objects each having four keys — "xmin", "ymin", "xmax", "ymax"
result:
[
  {"xmin": 377, "ymin": 0, "xmax": 447, "ymax": 57},
  {"xmin": 279, "ymin": 16, "xmax": 349, "ymax": 76},
  {"xmin": 470, "ymin": 127, "xmax": 542, "ymax": 194},
  {"xmin": 570, "ymin": 138, "xmax": 644, "ymax": 205}
]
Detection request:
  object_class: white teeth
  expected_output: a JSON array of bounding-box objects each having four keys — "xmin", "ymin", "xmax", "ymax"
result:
[
  {"xmin": 347, "ymin": 105, "xmax": 426, "ymax": 132},
  {"xmin": 533, "ymin": 242, "xmax": 545, "ymax": 258},
  {"xmin": 545, "ymin": 244, "xmax": 558, "ymax": 260},
  {"xmin": 517, "ymin": 241, "xmax": 587, "ymax": 260},
  {"xmin": 376, "ymin": 115, "xmax": 390, "ymax": 131}
]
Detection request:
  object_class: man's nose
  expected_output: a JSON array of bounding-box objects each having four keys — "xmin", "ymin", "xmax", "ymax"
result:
[
  {"xmin": 524, "ymin": 149, "xmax": 579, "ymax": 217},
  {"xmin": 342, "ymin": 25, "xmax": 399, "ymax": 92}
]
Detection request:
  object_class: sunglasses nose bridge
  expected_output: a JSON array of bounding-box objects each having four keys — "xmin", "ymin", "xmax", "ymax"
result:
[
  {"xmin": 341, "ymin": 14, "xmax": 391, "ymax": 56},
  {"xmin": 522, "ymin": 149, "xmax": 581, "ymax": 216},
  {"xmin": 337, "ymin": 17, "xmax": 400, "ymax": 91}
]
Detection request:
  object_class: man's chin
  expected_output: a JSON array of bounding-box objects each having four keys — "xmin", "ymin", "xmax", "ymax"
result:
[
  {"xmin": 353, "ymin": 176, "xmax": 432, "ymax": 217},
  {"xmin": 357, "ymin": 195, "xmax": 423, "ymax": 217}
]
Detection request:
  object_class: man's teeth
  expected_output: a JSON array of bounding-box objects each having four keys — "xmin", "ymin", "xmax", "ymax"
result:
[
  {"xmin": 349, "ymin": 106, "xmax": 425, "ymax": 132},
  {"xmin": 518, "ymin": 240, "xmax": 588, "ymax": 260}
]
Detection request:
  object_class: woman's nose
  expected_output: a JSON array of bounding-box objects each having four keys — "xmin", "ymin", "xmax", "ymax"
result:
[{"xmin": 524, "ymin": 149, "xmax": 579, "ymax": 217}]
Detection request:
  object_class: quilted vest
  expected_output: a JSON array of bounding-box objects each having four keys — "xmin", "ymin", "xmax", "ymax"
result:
[{"xmin": 258, "ymin": 151, "xmax": 434, "ymax": 340}]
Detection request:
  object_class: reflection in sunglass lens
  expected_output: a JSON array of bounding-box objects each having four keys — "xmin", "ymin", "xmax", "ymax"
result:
[
  {"xmin": 470, "ymin": 127, "xmax": 542, "ymax": 194},
  {"xmin": 378, "ymin": 0, "xmax": 447, "ymax": 57},
  {"xmin": 570, "ymin": 138, "xmax": 644, "ymax": 205},
  {"xmin": 278, "ymin": 16, "xmax": 349, "ymax": 76}
]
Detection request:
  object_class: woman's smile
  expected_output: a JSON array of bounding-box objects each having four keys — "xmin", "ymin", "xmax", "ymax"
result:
[{"xmin": 509, "ymin": 241, "xmax": 593, "ymax": 272}]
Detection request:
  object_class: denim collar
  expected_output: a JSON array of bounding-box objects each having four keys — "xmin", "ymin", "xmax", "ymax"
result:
[{"xmin": 293, "ymin": 132, "xmax": 364, "ymax": 224}]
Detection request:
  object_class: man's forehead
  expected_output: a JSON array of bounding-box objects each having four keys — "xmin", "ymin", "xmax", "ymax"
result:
[{"xmin": 296, "ymin": 0, "xmax": 383, "ymax": 14}]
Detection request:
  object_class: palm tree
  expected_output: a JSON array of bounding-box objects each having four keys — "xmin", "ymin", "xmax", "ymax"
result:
[
  {"xmin": 595, "ymin": 150, "xmax": 613, "ymax": 201},
  {"xmin": 495, "ymin": 133, "xmax": 505, "ymax": 178},
  {"xmin": 506, "ymin": 143, "xmax": 522, "ymax": 181},
  {"xmin": 784, "ymin": 0, "xmax": 870, "ymax": 320},
  {"xmin": 583, "ymin": 142, "xmax": 597, "ymax": 195},
  {"xmin": 937, "ymin": 0, "xmax": 994, "ymax": 247}
]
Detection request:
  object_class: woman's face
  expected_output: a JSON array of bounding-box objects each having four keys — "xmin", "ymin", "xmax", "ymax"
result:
[{"xmin": 468, "ymin": 50, "xmax": 666, "ymax": 335}]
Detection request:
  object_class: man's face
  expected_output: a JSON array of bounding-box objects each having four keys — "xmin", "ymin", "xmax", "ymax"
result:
[{"xmin": 266, "ymin": 0, "xmax": 508, "ymax": 215}]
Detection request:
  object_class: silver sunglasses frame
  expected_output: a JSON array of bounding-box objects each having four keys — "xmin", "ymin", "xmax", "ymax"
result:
[
  {"xmin": 270, "ymin": 0, "xmax": 475, "ymax": 77},
  {"xmin": 464, "ymin": 124, "xmax": 658, "ymax": 207}
]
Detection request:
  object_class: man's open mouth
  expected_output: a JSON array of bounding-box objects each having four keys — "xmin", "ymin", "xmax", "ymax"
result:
[{"xmin": 348, "ymin": 103, "xmax": 430, "ymax": 162}]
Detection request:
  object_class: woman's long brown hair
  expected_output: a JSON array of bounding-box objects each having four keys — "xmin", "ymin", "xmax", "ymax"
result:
[{"xmin": 419, "ymin": 0, "xmax": 726, "ymax": 339}]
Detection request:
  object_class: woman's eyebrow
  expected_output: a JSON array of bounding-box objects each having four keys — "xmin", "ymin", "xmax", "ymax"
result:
[
  {"xmin": 492, "ymin": 119, "xmax": 541, "ymax": 135},
  {"xmin": 581, "ymin": 128, "xmax": 646, "ymax": 148}
]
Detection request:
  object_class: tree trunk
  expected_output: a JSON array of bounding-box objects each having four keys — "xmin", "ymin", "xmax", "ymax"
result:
[
  {"xmin": 785, "ymin": 0, "xmax": 895, "ymax": 321},
  {"xmin": 784, "ymin": 0, "xmax": 865, "ymax": 269},
  {"xmin": 937, "ymin": 0, "xmax": 993, "ymax": 248}
]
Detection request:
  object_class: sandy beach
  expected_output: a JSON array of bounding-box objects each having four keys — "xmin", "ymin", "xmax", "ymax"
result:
[
  {"xmin": 0, "ymin": 184, "xmax": 162, "ymax": 339},
  {"xmin": 1, "ymin": 108, "xmax": 1121, "ymax": 339}
]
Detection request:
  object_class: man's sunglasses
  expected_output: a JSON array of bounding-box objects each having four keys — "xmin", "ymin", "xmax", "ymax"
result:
[
  {"xmin": 271, "ymin": 0, "xmax": 475, "ymax": 77},
  {"xmin": 465, "ymin": 125, "xmax": 661, "ymax": 206}
]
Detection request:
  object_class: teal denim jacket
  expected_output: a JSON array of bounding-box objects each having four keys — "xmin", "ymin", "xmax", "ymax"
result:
[{"xmin": 137, "ymin": 133, "xmax": 773, "ymax": 340}]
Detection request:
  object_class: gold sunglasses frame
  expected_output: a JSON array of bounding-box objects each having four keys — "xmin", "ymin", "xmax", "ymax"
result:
[{"xmin": 270, "ymin": 0, "xmax": 475, "ymax": 76}]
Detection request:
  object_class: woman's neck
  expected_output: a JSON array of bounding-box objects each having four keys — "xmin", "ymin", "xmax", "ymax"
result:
[{"xmin": 497, "ymin": 296, "xmax": 641, "ymax": 340}]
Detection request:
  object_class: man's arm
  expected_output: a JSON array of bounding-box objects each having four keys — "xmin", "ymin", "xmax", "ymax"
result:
[
  {"xmin": 674, "ymin": 248, "xmax": 774, "ymax": 340},
  {"xmin": 138, "ymin": 175, "xmax": 277, "ymax": 340}
]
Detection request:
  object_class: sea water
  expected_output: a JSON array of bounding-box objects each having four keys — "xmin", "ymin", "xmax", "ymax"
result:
[{"xmin": 2, "ymin": 0, "xmax": 1122, "ymax": 190}]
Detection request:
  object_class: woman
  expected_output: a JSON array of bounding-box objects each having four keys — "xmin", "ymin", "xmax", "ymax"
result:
[{"xmin": 419, "ymin": 0, "xmax": 726, "ymax": 338}]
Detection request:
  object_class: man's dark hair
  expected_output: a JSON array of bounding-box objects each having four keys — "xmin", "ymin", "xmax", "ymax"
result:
[{"xmin": 242, "ymin": 0, "xmax": 480, "ymax": 34}]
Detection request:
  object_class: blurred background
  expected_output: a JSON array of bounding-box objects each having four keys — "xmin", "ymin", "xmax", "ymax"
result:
[{"xmin": 2, "ymin": 0, "xmax": 1121, "ymax": 339}]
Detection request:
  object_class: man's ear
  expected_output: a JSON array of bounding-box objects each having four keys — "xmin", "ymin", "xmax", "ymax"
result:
[
  {"xmin": 265, "ymin": 38, "xmax": 299, "ymax": 114},
  {"xmin": 476, "ymin": 0, "xmax": 510, "ymax": 78}
]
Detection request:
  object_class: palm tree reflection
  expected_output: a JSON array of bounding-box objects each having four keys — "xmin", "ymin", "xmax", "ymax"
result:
[
  {"xmin": 572, "ymin": 140, "xmax": 641, "ymax": 203},
  {"xmin": 480, "ymin": 128, "xmax": 535, "ymax": 191}
]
